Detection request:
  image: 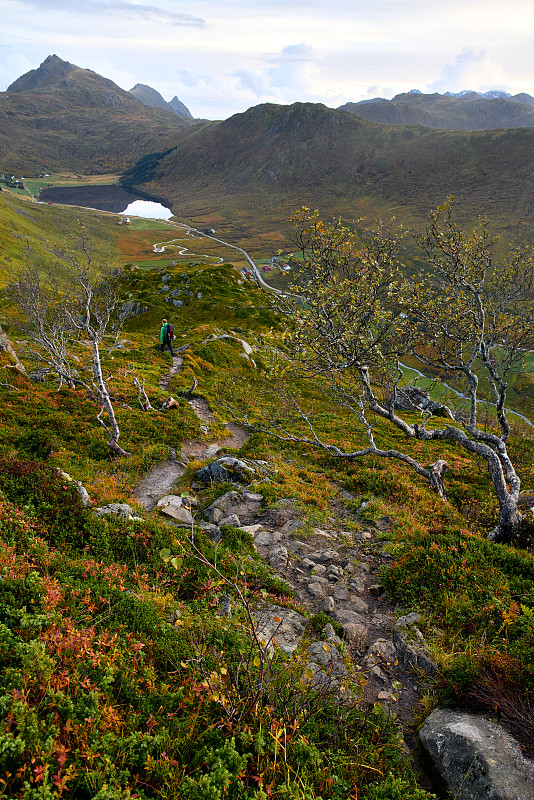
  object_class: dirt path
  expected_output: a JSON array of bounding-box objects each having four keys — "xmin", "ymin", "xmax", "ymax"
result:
[
  {"xmin": 133, "ymin": 365, "xmax": 249, "ymax": 509},
  {"xmin": 159, "ymin": 354, "xmax": 183, "ymax": 392}
]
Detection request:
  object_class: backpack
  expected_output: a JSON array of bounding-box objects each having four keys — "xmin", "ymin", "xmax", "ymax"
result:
[{"xmin": 166, "ymin": 323, "xmax": 175, "ymax": 341}]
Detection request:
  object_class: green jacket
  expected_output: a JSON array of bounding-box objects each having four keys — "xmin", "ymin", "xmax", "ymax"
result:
[{"xmin": 160, "ymin": 324, "xmax": 168, "ymax": 344}]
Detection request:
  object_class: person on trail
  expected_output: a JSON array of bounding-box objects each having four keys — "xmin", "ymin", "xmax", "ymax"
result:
[{"xmin": 160, "ymin": 318, "xmax": 175, "ymax": 357}]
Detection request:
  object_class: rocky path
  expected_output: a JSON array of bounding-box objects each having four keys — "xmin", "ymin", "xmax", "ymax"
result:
[
  {"xmin": 133, "ymin": 359, "xmax": 250, "ymax": 510},
  {"xmin": 159, "ymin": 354, "xmax": 183, "ymax": 392},
  {"xmin": 248, "ymin": 504, "xmax": 433, "ymax": 740},
  {"xmin": 133, "ymin": 359, "xmax": 434, "ymax": 774}
]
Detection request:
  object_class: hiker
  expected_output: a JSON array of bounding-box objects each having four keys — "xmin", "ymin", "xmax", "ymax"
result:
[{"xmin": 160, "ymin": 318, "xmax": 175, "ymax": 357}]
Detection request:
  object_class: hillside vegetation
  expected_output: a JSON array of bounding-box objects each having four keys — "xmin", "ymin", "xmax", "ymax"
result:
[
  {"xmin": 1, "ymin": 197, "xmax": 534, "ymax": 797},
  {"xmin": 0, "ymin": 56, "xmax": 194, "ymax": 174},
  {"xmin": 123, "ymin": 102, "xmax": 534, "ymax": 245}
]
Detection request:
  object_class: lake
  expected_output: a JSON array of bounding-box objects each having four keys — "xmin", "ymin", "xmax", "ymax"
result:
[{"xmin": 38, "ymin": 184, "xmax": 173, "ymax": 219}]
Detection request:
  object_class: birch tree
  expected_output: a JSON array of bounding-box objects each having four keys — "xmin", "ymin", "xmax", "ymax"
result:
[
  {"xmin": 9, "ymin": 240, "xmax": 130, "ymax": 456},
  {"xmin": 228, "ymin": 203, "xmax": 534, "ymax": 544}
]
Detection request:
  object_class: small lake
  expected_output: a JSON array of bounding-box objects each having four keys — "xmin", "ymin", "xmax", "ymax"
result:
[{"xmin": 38, "ymin": 184, "xmax": 173, "ymax": 218}]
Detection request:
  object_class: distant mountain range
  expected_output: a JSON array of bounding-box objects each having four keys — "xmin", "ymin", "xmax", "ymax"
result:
[
  {"xmin": 2, "ymin": 57, "xmax": 534, "ymax": 242},
  {"xmin": 339, "ymin": 89, "xmax": 534, "ymax": 130},
  {"xmin": 0, "ymin": 55, "xmax": 196, "ymax": 173}
]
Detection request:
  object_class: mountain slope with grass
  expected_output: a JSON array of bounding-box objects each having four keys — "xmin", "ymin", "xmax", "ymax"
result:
[
  {"xmin": 0, "ymin": 55, "xmax": 195, "ymax": 174},
  {"xmin": 1, "ymin": 188, "xmax": 534, "ymax": 798},
  {"xmin": 122, "ymin": 101, "xmax": 534, "ymax": 242}
]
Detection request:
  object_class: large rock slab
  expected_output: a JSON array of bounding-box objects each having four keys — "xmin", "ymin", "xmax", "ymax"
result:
[
  {"xmin": 160, "ymin": 505, "xmax": 194, "ymax": 526},
  {"xmin": 253, "ymin": 603, "xmax": 307, "ymax": 655},
  {"xmin": 420, "ymin": 708, "xmax": 534, "ymax": 800},
  {"xmin": 203, "ymin": 490, "xmax": 263, "ymax": 525}
]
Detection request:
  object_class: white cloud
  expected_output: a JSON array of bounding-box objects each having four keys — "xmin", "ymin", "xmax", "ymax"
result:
[
  {"xmin": 9, "ymin": 0, "xmax": 204, "ymax": 26},
  {"xmin": 430, "ymin": 49, "xmax": 506, "ymax": 93},
  {"xmin": 267, "ymin": 43, "xmax": 317, "ymax": 92}
]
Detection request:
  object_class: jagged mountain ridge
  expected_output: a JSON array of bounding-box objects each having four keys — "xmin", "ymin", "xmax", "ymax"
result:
[
  {"xmin": 128, "ymin": 83, "xmax": 192, "ymax": 119},
  {"xmin": 339, "ymin": 90, "xmax": 534, "ymax": 130},
  {"xmin": 0, "ymin": 55, "xmax": 196, "ymax": 173}
]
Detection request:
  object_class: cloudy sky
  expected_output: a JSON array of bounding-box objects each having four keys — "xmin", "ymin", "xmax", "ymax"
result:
[{"xmin": 1, "ymin": 0, "xmax": 532, "ymax": 119}]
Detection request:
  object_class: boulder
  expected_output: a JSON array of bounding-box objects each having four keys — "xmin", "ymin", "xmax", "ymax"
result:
[
  {"xmin": 160, "ymin": 505, "xmax": 194, "ymax": 526},
  {"xmin": 335, "ymin": 609, "xmax": 367, "ymax": 627},
  {"xmin": 307, "ymin": 641, "xmax": 348, "ymax": 677},
  {"xmin": 203, "ymin": 490, "xmax": 263, "ymax": 525},
  {"xmin": 118, "ymin": 300, "xmax": 148, "ymax": 322},
  {"xmin": 194, "ymin": 457, "xmax": 268, "ymax": 486},
  {"xmin": 323, "ymin": 623, "xmax": 342, "ymax": 644},
  {"xmin": 218, "ymin": 595, "xmax": 232, "ymax": 618},
  {"xmin": 268, "ymin": 546, "xmax": 288, "ymax": 568},
  {"xmin": 390, "ymin": 386, "xmax": 450, "ymax": 417},
  {"xmin": 363, "ymin": 638, "xmax": 397, "ymax": 669},
  {"xmin": 253, "ymin": 603, "xmax": 307, "ymax": 655},
  {"xmin": 156, "ymin": 494, "xmax": 183, "ymax": 509},
  {"xmin": 307, "ymin": 581, "xmax": 327, "ymax": 598},
  {"xmin": 198, "ymin": 522, "xmax": 222, "ymax": 543},
  {"xmin": 321, "ymin": 596, "xmax": 335, "ymax": 613},
  {"xmin": 341, "ymin": 622, "xmax": 366, "ymax": 641},
  {"xmin": 420, "ymin": 708, "xmax": 534, "ymax": 800},
  {"xmin": 219, "ymin": 514, "xmax": 241, "ymax": 528},
  {"xmin": 306, "ymin": 549, "xmax": 340, "ymax": 564}
]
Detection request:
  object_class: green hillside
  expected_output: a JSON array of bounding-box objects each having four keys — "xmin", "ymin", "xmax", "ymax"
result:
[
  {"xmin": 2, "ymin": 65, "xmax": 534, "ymax": 797},
  {"xmin": 1, "ymin": 216, "xmax": 534, "ymax": 796},
  {"xmin": 123, "ymin": 102, "xmax": 534, "ymax": 245}
]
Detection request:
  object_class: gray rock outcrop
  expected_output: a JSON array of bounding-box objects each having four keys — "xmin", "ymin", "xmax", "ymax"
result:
[
  {"xmin": 420, "ymin": 708, "xmax": 534, "ymax": 800},
  {"xmin": 194, "ymin": 457, "xmax": 269, "ymax": 486},
  {"xmin": 58, "ymin": 470, "xmax": 92, "ymax": 507},
  {"xmin": 94, "ymin": 503, "xmax": 141, "ymax": 521},
  {"xmin": 0, "ymin": 325, "xmax": 25, "ymax": 372},
  {"xmin": 118, "ymin": 300, "xmax": 148, "ymax": 322},
  {"xmin": 253, "ymin": 603, "xmax": 307, "ymax": 655},
  {"xmin": 203, "ymin": 490, "xmax": 263, "ymax": 525}
]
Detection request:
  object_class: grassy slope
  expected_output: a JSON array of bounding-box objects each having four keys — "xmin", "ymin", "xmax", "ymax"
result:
[
  {"xmin": 1, "ymin": 195, "xmax": 534, "ymax": 797},
  {"xmin": 0, "ymin": 190, "xmax": 125, "ymax": 318},
  {"xmin": 128, "ymin": 103, "xmax": 534, "ymax": 248}
]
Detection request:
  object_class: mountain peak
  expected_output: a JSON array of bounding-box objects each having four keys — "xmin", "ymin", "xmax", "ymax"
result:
[
  {"xmin": 7, "ymin": 54, "xmax": 78, "ymax": 92},
  {"xmin": 129, "ymin": 83, "xmax": 193, "ymax": 118},
  {"xmin": 129, "ymin": 83, "xmax": 169, "ymax": 111}
]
